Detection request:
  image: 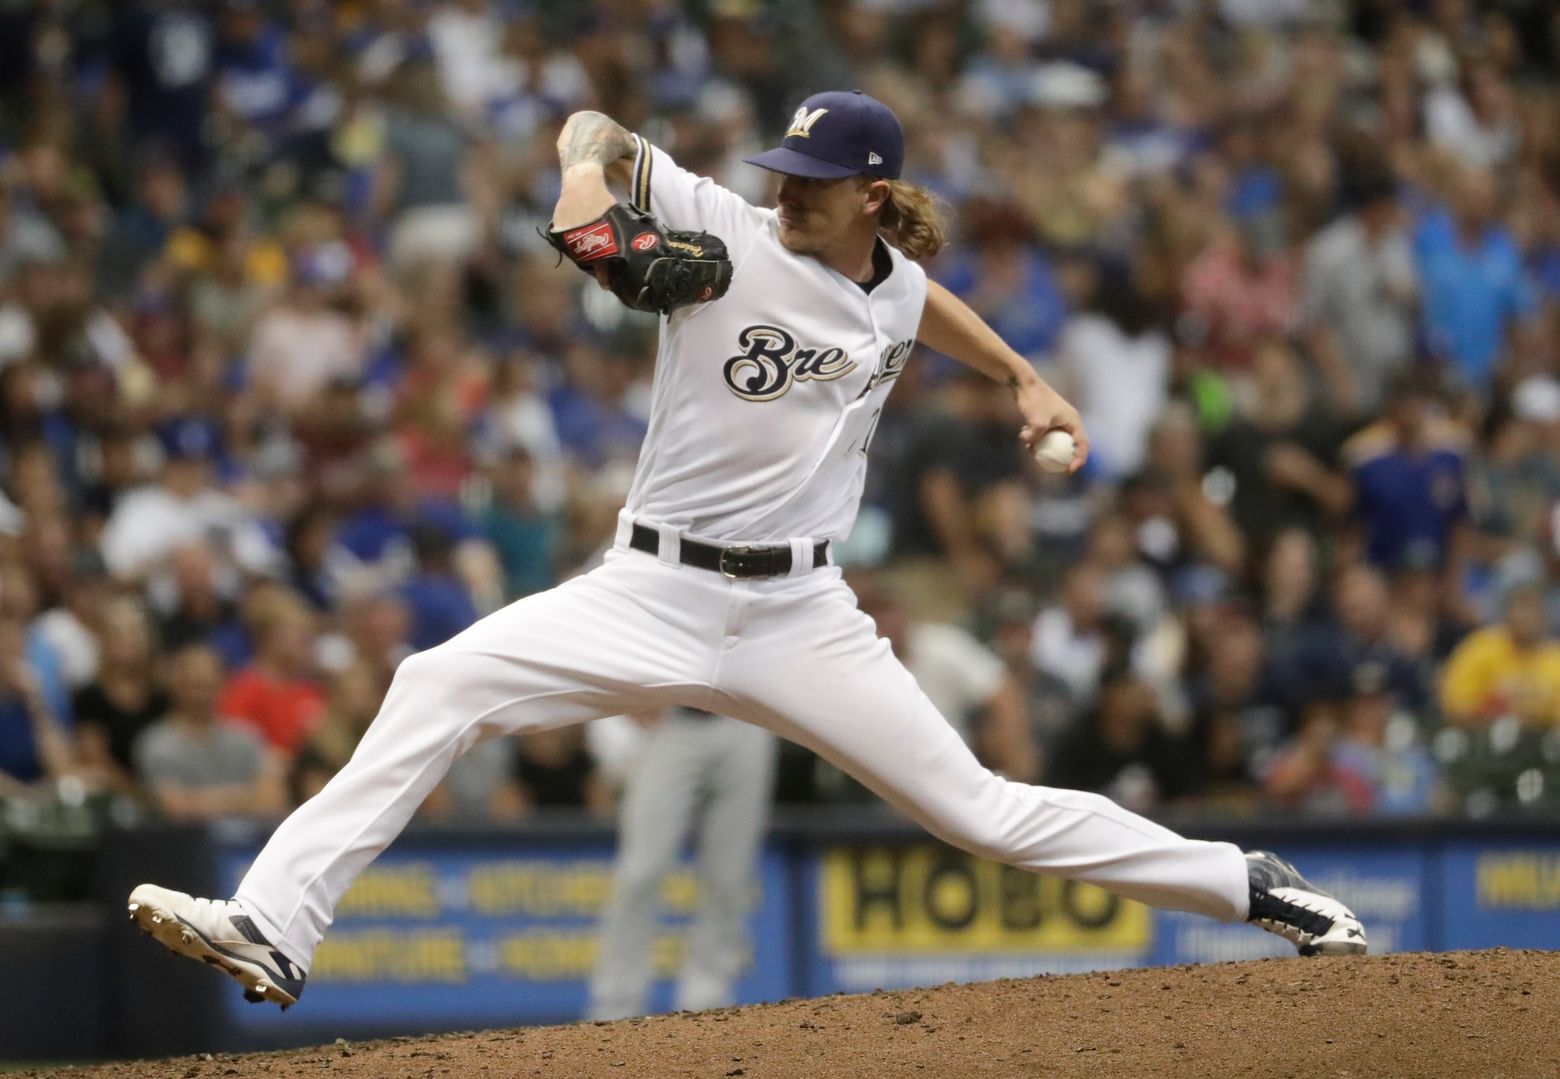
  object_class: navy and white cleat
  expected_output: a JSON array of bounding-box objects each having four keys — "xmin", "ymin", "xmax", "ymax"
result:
[
  {"xmin": 1246, "ymin": 850, "xmax": 1368, "ymax": 957},
  {"xmin": 127, "ymin": 884, "xmax": 305, "ymax": 1010}
]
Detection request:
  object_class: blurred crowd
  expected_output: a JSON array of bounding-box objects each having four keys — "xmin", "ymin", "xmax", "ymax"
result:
[{"xmin": 1, "ymin": 0, "xmax": 1559, "ymax": 872}]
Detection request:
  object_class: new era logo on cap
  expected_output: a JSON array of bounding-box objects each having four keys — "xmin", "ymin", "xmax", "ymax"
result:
[{"xmin": 867, "ymin": 152, "xmax": 883, "ymax": 166}]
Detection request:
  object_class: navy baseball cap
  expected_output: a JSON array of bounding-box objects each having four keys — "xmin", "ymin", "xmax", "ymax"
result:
[{"xmin": 744, "ymin": 90, "xmax": 904, "ymax": 180}]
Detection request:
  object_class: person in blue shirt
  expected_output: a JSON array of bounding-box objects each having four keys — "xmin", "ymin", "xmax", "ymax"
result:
[
  {"xmin": 1344, "ymin": 368, "xmax": 1470, "ymax": 572},
  {"xmin": 934, "ymin": 200, "xmax": 1069, "ymax": 363},
  {"xmin": 1413, "ymin": 166, "xmax": 1536, "ymax": 392},
  {"xmin": 0, "ymin": 615, "xmax": 73, "ymax": 796},
  {"xmin": 1330, "ymin": 662, "xmax": 1443, "ymax": 816},
  {"xmin": 399, "ymin": 523, "xmax": 479, "ymax": 653},
  {"xmin": 213, "ymin": 0, "xmax": 312, "ymax": 138}
]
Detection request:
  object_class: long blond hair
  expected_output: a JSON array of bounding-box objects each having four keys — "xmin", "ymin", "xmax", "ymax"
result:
[{"xmin": 877, "ymin": 179, "xmax": 946, "ymax": 261}]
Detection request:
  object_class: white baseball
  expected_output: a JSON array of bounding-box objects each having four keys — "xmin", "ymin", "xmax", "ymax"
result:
[{"xmin": 1031, "ymin": 429, "xmax": 1076, "ymax": 473}]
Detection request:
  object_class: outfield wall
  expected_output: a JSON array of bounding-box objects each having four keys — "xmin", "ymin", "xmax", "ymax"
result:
[{"xmin": 4, "ymin": 814, "xmax": 1556, "ymax": 1059}]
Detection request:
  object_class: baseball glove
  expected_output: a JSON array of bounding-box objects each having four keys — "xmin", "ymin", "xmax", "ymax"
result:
[{"xmin": 545, "ymin": 203, "xmax": 733, "ymax": 314}]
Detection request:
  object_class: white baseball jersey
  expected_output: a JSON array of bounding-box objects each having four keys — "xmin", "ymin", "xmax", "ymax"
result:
[{"xmin": 621, "ymin": 135, "xmax": 927, "ymax": 544}]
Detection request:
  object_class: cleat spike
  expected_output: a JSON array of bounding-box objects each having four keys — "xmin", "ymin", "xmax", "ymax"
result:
[
  {"xmin": 127, "ymin": 903, "xmax": 140, "ymax": 915},
  {"xmin": 150, "ymin": 914, "xmax": 163, "ymax": 924}
]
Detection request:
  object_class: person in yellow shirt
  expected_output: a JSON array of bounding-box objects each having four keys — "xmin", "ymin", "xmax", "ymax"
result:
[{"xmin": 1440, "ymin": 585, "xmax": 1560, "ymax": 728}]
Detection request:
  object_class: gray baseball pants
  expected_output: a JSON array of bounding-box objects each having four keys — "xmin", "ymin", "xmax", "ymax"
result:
[{"xmin": 587, "ymin": 711, "xmax": 777, "ymax": 1019}]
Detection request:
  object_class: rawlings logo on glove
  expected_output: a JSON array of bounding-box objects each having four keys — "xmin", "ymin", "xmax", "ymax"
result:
[
  {"xmin": 545, "ymin": 203, "xmax": 733, "ymax": 314},
  {"xmin": 563, "ymin": 222, "xmax": 619, "ymax": 261}
]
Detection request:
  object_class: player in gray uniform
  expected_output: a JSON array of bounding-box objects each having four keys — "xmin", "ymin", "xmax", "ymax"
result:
[
  {"xmin": 587, "ymin": 708, "xmax": 776, "ymax": 1020},
  {"xmin": 129, "ymin": 90, "xmax": 1365, "ymax": 1011}
]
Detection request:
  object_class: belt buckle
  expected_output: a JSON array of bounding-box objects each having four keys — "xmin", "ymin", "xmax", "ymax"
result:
[{"xmin": 718, "ymin": 545, "xmax": 765, "ymax": 579}]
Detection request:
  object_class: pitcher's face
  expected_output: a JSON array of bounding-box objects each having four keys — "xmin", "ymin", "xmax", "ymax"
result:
[{"xmin": 776, "ymin": 174, "xmax": 885, "ymax": 256}]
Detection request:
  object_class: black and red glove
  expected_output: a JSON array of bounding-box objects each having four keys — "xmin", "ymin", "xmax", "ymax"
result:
[{"xmin": 545, "ymin": 203, "xmax": 733, "ymax": 314}]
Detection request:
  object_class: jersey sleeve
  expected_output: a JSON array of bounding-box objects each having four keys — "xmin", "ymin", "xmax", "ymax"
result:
[{"xmin": 629, "ymin": 134, "xmax": 765, "ymax": 249}]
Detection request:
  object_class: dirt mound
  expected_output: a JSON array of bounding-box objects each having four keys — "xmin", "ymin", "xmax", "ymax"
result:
[{"xmin": 29, "ymin": 949, "xmax": 1560, "ymax": 1079}]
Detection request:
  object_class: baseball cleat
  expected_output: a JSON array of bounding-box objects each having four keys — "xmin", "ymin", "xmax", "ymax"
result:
[
  {"xmin": 127, "ymin": 884, "xmax": 306, "ymax": 1009},
  {"xmin": 1245, "ymin": 851, "xmax": 1367, "ymax": 956}
]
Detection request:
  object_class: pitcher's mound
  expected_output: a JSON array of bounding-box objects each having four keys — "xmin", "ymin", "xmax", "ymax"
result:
[{"xmin": 34, "ymin": 948, "xmax": 1560, "ymax": 1078}]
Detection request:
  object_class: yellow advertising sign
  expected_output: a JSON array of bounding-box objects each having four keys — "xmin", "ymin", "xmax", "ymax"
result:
[
  {"xmin": 821, "ymin": 845, "xmax": 1150, "ymax": 954},
  {"xmin": 1477, "ymin": 853, "xmax": 1560, "ymax": 909}
]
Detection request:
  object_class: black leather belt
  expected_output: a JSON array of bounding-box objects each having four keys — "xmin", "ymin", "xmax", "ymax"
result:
[{"xmin": 629, "ymin": 523, "xmax": 829, "ymax": 579}]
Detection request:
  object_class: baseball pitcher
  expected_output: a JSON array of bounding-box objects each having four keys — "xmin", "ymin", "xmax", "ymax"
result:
[{"xmin": 129, "ymin": 91, "xmax": 1364, "ymax": 1010}]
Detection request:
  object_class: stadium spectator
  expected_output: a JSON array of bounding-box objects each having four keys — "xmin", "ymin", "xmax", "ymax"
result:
[
  {"xmin": 400, "ymin": 523, "xmax": 480, "ymax": 652},
  {"xmin": 1302, "ymin": 169, "xmax": 1418, "ymax": 416},
  {"xmin": 887, "ymin": 365, "xmax": 1028, "ymax": 607},
  {"xmin": 0, "ymin": 560, "xmax": 73, "ymax": 725},
  {"xmin": 1030, "ymin": 561, "xmax": 1111, "ymax": 706},
  {"xmin": 1048, "ymin": 261, "xmax": 1171, "ymax": 481},
  {"xmin": 982, "ymin": 586, "xmax": 1072, "ymax": 747},
  {"xmin": 0, "ymin": 614, "xmax": 74, "ymax": 797},
  {"xmin": 481, "ymin": 348, "xmax": 569, "ymax": 512},
  {"xmin": 1262, "ymin": 699, "xmax": 1369, "ymax": 817},
  {"xmin": 245, "ymin": 243, "xmax": 368, "ymax": 414},
  {"xmin": 72, "ymin": 598, "xmax": 167, "ymax": 795},
  {"xmin": 153, "ymin": 543, "xmax": 252, "ymax": 671},
  {"xmin": 1206, "ymin": 339, "xmax": 1352, "ymax": 548},
  {"xmin": 288, "ymin": 662, "xmax": 385, "ymax": 806},
  {"xmin": 936, "ymin": 200, "xmax": 1068, "ymax": 362},
  {"xmin": 1330, "ymin": 663, "xmax": 1444, "ymax": 816},
  {"xmin": 99, "ymin": 417, "xmax": 277, "ymax": 581},
  {"xmin": 1130, "ymin": 402, "xmax": 1245, "ymax": 579},
  {"xmin": 380, "ymin": 58, "xmax": 482, "ymax": 271},
  {"xmin": 1186, "ymin": 606, "xmax": 1288, "ymax": 799},
  {"xmin": 330, "ymin": 591, "xmax": 415, "ymax": 688},
  {"xmin": 1413, "ymin": 165, "xmax": 1536, "ymax": 392},
  {"xmin": 1344, "ymin": 369, "xmax": 1471, "ymax": 572},
  {"xmin": 1045, "ymin": 662, "xmax": 1196, "ymax": 812},
  {"xmin": 1282, "ymin": 562, "xmax": 1430, "ymax": 716},
  {"xmin": 284, "ymin": 505, "xmax": 346, "ymax": 614},
  {"xmin": 477, "ymin": 445, "xmax": 562, "ymax": 601},
  {"xmin": 1180, "ymin": 217, "xmax": 1299, "ymax": 372},
  {"xmin": 1440, "ymin": 584, "xmax": 1560, "ymax": 729},
  {"xmin": 391, "ymin": 325, "xmax": 489, "ymax": 500},
  {"xmin": 1425, "ymin": 58, "xmax": 1521, "ymax": 170},
  {"xmin": 511, "ymin": 727, "xmax": 611, "ymax": 814},
  {"xmin": 218, "ymin": 590, "xmax": 325, "ymax": 757},
  {"xmin": 134, "ymin": 643, "xmax": 284, "ymax": 822},
  {"xmin": 1259, "ymin": 528, "xmax": 1327, "ymax": 661},
  {"xmin": 1079, "ymin": 511, "xmax": 1170, "ymax": 647},
  {"xmin": 546, "ymin": 340, "xmax": 651, "ymax": 472},
  {"xmin": 31, "ymin": 546, "xmax": 112, "ymax": 693},
  {"xmin": 1468, "ymin": 377, "xmax": 1560, "ymax": 556},
  {"xmin": 0, "ymin": 185, "xmax": 65, "ymax": 285}
]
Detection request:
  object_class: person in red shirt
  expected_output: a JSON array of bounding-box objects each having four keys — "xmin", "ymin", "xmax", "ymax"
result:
[
  {"xmin": 1181, "ymin": 218, "xmax": 1299, "ymax": 371},
  {"xmin": 219, "ymin": 590, "xmax": 325, "ymax": 757}
]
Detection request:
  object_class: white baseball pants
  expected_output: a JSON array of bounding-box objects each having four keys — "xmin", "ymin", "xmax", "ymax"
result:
[{"xmin": 237, "ymin": 528, "xmax": 1250, "ymax": 970}]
